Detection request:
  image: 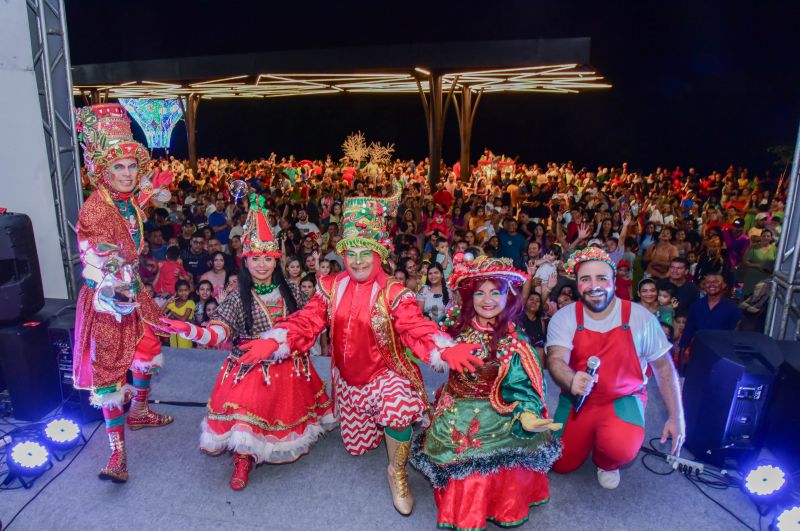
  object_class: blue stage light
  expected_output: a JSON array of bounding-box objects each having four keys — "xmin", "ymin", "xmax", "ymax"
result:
[
  {"xmin": 745, "ymin": 464, "xmax": 787, "ymax": 496},
  {"xmin": 8, "ymin": 441, "xmax": 50, "ymax": 474},
  {"xmin": 775, "ymin": 506, "xmax": 800, "ymax": 531},
  {"xmin": 43, "ymin": 418, "xmax": 81, "ymax": 449}
]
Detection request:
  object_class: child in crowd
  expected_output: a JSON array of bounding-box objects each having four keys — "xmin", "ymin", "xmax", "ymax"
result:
[
  {"xmin": 615, "ymin": 259, "xmax": 632, "ymax": 300},
  {"xmin": 153, "ymin": 245, "xmax": 190, "ymax": 297},
  {"xmin": 200, "ymin": 299, "xmax": 218, "ymax": 326},
  {"xmin": 656, "ymin": 282, "xmax": 678, "ymax": 326},
  {"xmin": 195, "ymin": 299, "xmax": 219, "ymax": 350},
  {"xmin": 165, "ymin": 280, "xmax": 195, "ymax": 348},
  {"xmin": 192, "ymin": 280, "xmax": 215, "ymax": 325},
  {"xmin": 686, "ymin": 250, "xmax": 698, "ymax": 279},
  {"xmin": 671, "ymin": 310, "xmax": 688, "ymax": 365},
  {"xmin": 532, "ymin": 243, "xmax": 562, "ymax": 296},
  {"xmin": 299, "ymin": 276, "xmax": 316, "ymax": 309}
]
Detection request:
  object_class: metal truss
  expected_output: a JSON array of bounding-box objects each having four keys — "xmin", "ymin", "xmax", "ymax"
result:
[
  {"xmin": 26, "ymin": 0, "xmax": 83, "ymax": 298},
  {"xmin": 765, "ymin": 121, "xmax": 800, "ymax": 340}
]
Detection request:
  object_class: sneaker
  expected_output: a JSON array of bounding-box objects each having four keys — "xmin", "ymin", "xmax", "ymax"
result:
[{"xmin": 597, "ymin": 467, "xmax": 620, "ymax": 489}]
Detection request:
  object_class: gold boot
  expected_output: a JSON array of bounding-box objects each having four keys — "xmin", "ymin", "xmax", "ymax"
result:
[
  {"xmin": 98, "ymin": 431, "xmax": 128, "ymax": 483},
  {"xmin": 385, "ymin": 432, "xmax": 414, "ymax": 516}
]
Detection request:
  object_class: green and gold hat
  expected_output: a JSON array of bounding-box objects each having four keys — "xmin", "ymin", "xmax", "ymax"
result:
[{"xmin": 335, "ymin": 181, "xmax": 401, "ymax": 261}]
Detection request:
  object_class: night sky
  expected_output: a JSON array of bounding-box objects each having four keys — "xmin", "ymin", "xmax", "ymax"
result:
[{"xmin": 66, "ymin": 1, "xmax": 800, "ymax": 174}]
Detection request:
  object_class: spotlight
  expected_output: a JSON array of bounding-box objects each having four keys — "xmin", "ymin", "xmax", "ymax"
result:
[
  {"xmin": 5, "ymin": 440, "xmax": 52, "ymax": 488},
  {"xmin": 43, "ymin": 418, "xmax": 82, "ymax": 452},
  {"xmin": 774, "ymin": 506, "xmax": 800, "ymax": 531},
  {"xmin": 745, "ymin": 464, "xmax": 787, "ymax": 497}
]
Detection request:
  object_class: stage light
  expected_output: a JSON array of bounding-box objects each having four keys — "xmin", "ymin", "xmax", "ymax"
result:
[
  {"xmin": 43, "ymin": 418, "xmax": 81, "ymax": 450},
  {"xmin": 774, "ymin": 506, "xmax": 800, "ymax": 531},
  {"xmin": 745, "ymin": 464, "xmax": 787, "ymax": 497}
]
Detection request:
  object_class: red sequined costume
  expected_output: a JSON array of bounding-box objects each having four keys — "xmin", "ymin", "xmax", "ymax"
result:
[{"xmin": 73, "ymin": 103, "xmax": 175, "ymax": 483}]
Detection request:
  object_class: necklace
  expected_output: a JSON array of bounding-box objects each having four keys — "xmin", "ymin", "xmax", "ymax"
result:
[{"xmin": 253, "ymin": 282, "xmax": 277, "ymax": 295}]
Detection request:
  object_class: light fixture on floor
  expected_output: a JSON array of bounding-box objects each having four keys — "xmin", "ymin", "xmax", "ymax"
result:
[
  {"xmin": 42, "ymin": 418, "xmax": 84, "ymax": 459},
  {"xmin": 4, "ymin": 440, "xmax": 52, "ymax": 489},
  {"xmin": 773, "ymin": 505, "xmax": 800, "ymax": 531},
  {"xmin": 745, "ymin": 464, "xmax": 787, "ymax": 497}
]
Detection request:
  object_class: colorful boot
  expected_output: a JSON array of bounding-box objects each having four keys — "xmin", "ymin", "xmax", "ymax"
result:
[
  {"xmin": 230, "ymin": 453, "xmax": 255, "ymax": 491},
  {"xmin": 385, "ymin": 428, "xmax": 414, "ymax": 516},
  {"xmin": 98, "ymin": 407, "xmax": 128, "ymax": 482},
  {"xmin": 126, "ymin": 372, "xmax": 174, "ymax": 430}
]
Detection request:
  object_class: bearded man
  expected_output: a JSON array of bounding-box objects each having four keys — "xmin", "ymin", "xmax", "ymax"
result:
[
  {"xmin": 73, "ymin": 104, "xmax": 174, "ymax": 482},
  {"xmin": 238, "ymin": 183, "xmax": 481, "ymax": 515},
  {"xmin": 544, "ymin": 248, "xmax": 685, "ymax": 489}
]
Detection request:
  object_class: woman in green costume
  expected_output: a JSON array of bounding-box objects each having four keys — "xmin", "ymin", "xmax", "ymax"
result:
[{"xmin": 411, "ymin": 254, "xmax": 562, "ymax": 531}]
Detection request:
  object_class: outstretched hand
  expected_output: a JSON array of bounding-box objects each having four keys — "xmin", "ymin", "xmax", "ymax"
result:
[
  {"xmin": 158, "ymin": 317, "xmax": 191, "ymax": 335},
  {"xmin": 520, "ymin": 411, "xmax": 562, "ymax": 433},
  {"xmin": 239, "ymin": 339, "xmax": 279, "ymax": 365},
  {"xmin": 441, "ymin": 343, "xmax": 484, "ymax": 373}
]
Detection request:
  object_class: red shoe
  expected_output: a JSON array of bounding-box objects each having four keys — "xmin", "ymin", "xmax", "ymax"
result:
[
  {"xmin": 98, "ymin": 432, "xmax": 128, "ymax": 483},
  {"xmin": 230, "ymin": 453, "xmax": 254, "ymax": 491},
  {"xmin": 126, "ymin": 409, "xmax": 174, "ymax": 430}
]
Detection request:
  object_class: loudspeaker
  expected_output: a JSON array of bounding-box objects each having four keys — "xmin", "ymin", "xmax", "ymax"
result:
[
  {"xmin": 764, "ymin": 341, "xmax": 800, "ymax": 472},
  {"xmin": 0, "ymin": 320, "xmax": 62, "ymax": 421},
  {"xmin": 0, "ymin": 212, "xmax": 45, "ymax": 322},
  {"xmin": 682, "ymin": 330, "xmax": 781, "ymax": 467}
]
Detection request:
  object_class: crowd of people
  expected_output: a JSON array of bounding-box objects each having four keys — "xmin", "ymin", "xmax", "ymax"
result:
[{"xmin": 112, "ymin": 151, "xmax": 783, "ymax": 371}]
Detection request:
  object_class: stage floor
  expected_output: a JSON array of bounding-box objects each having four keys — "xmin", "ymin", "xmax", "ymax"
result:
[{"xmin": 0, "ymin": 347, "xmax": 758, "ymax": 530}]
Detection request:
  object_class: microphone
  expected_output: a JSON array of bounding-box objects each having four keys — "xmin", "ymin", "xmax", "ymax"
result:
[{"xmin": 574, "ymin": 356, "xmax": 601, "ymax": 414}]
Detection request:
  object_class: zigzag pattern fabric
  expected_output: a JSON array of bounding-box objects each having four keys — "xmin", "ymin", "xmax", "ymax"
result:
[{"xmin": 333, "ymin": 367, "xmax": 426, "ymax": 456}]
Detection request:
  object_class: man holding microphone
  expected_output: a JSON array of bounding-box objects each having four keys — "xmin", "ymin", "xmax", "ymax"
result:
[{"xmin": 545, "ymin": 248, "xmax": 685, "ymax": 489}]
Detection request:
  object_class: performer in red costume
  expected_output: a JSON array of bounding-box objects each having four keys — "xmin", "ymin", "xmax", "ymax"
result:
[
  {"xmin": 160, "ymin": 195, "xmax": 336, "ymax": 490},
  {"xmin": 73, "ymin": 103, "xmax": 175, "ymax": 482},
  {"xmin": 239, "ymin": 184, "xmax": 483, "ymax": 515},
  {"xmin": 412, "ymin": 254, "xmax": 562, "ymax": 531},
  {"xmin": 546, "ymin": 248, "xmax": 685, "ymax": 489}
]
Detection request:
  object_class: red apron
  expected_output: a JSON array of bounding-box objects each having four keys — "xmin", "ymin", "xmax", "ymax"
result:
[{"xmin": 552, "ymin": 298, "xmax": 648, "ymax": 473}]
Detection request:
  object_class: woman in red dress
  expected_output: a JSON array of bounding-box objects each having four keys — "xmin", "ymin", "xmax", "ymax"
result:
[{"xmin": 160, "ymin": 195, "xmax": 336, "ymax": 490}]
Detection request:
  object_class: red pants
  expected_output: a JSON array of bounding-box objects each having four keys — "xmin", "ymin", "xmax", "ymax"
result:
[{"xmin": 553, "ymin": 398, "xmax": 645, "ymax": 473}]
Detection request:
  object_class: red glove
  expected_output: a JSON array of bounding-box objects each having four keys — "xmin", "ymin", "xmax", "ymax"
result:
[
  {"xmin": 239, "ymin": 339, "xmax": 279, "ymax": 365},
  {"xmin": 158, "ymin": 317, "xmax": 192, "ymax": 335},
  {"xmin": 151, "ymin": 170, "xmax": 174, "ymax": 190},
  {"xmin": 441, "ymin": 343, "xmax": 484, "ymax": 373}
]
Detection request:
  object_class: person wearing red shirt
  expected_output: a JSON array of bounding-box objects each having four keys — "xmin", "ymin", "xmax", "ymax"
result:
[{"xmin": 432, "ymin": 182, "xmax": 454, "ymax": 211}]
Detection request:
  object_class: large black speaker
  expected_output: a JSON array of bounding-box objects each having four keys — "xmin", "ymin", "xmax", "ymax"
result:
[
  {"xmin": 682, "ymin": 330, "xmax": 781, "ymax": 467},
  {"xmin": 764, "ymin": 341, "xmax": 800, "ymax": 472},
  {"xmin": 0, "ymin": 212, "xmax": 45, "ymax": 322},
  {"xmin": 0, "ymin": 321, "xmax": 62, "ymax": 421}
]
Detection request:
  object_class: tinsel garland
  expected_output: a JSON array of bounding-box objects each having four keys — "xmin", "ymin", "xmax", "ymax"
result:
[{"xmin": 409, "ymin": 433, "xmax": 563, "ymax": 489}]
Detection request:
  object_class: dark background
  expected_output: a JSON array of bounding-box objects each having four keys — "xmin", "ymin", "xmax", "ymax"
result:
[{"xmin": 66, "ymin": 1, "xmax": 800, "ymax": 174}]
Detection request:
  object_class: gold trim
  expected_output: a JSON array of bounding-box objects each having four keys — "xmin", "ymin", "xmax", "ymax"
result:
[{"xmin": 208, "ymin": 391, "xmax": 333, "ymax": 432}]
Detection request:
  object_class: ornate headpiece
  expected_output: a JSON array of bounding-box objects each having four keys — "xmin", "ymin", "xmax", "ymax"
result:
[
  {"xmin": 448, "ymin": 253, "xmax": 529, "ymax": 291},
  {"xmin": 565, "ymin": 247, "xmax": 617, "ymax": 277},
  {"xmin": 241, "ymin": 194, "xmax": 280, "ymax": 258},
  {"xmin": 75, "ymin": 103, "xmax": 150, "ymax": 185},
  {"xmin": 335, "ymin": 180, "xmax": 402, "ymax": 261}
]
